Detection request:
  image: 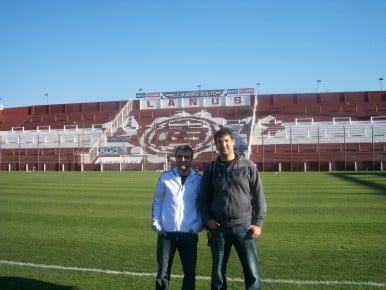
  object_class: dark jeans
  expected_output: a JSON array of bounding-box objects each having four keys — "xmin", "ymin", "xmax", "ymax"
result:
[
  {"xmin": 209, "ymin": 224, "xmax": 262, "ymax": 290},
  {"xmin": 156, "ymin": 232, "xmax": 198, "ymax": 290}
]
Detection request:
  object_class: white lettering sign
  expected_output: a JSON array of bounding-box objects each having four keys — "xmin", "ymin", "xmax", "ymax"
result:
[{"xmin": 140, "ymin": 95, "xmax": 250, "ymax": 110}]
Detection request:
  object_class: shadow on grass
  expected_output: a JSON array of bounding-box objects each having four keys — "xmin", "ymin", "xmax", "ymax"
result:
[
  {"xmin": 331, "ymin": 172, "xmax": 386, "ymax": 195},
  {"xmin": 0, "ymin": 277, "xmax": 78, "ymax": 290}
]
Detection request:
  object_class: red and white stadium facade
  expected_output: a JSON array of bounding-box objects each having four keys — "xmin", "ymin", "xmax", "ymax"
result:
[{"xmin": 0, "ymin": 88, "xmax": 385, "ymax": 172}]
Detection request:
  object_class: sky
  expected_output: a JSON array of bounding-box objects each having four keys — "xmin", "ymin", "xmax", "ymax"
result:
[{"xmin": 0, "ymin": 0, "xmax": 385, "ymax": 108}]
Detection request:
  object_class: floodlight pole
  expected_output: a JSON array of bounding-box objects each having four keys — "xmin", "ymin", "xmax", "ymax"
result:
[{"xmin": 379, "ymin": 77, "xmax": 384, "ymax": 91}]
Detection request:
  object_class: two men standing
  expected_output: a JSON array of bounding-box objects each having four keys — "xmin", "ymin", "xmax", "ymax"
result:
[{"xmin": 152, "ymin": 127, "xmax": 267, "ymax": 290}]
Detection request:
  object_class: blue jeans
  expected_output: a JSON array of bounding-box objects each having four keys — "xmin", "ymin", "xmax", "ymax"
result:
[
  {"xmin": 156, "ymin": 232, "xmax": 198, "ymax": 290},
  {"xmin": 209, "ymin": 224, "xmax": 262, "ymax": 290}
]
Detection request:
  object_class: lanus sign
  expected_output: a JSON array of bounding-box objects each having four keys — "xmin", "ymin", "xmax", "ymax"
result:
[{"xmin": 139, "ymin": 88, "xmax": 252, "ymax": 110}]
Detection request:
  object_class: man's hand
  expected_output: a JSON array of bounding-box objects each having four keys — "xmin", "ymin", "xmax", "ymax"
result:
[
  {"xmin": 247, "ymin": 225, "xmax": 262, "ymax": 239},
  {"xmin": 152, "ymin": 224, "xmax": 167, "ymax": 236},
  {"xmin": 157, "ymin": 229, "xmax": 167, "ymax": 236},
  {"xmin": 188, "ymin": 228, "xmax": 198, "ymax": 234},
  {"xmin": 206, "ymin": 219, "xmax": 221, "ymax": 230}
]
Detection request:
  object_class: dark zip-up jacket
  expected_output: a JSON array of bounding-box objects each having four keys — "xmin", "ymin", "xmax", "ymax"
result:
[{"xmin": 198, "ymin": 154, "xmax": 267, "ymax": 227}]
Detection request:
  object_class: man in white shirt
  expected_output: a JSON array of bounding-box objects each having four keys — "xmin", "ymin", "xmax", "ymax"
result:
[{"xmin": 152, "ymin": 145, "xmax": 202, "ymax": 290}]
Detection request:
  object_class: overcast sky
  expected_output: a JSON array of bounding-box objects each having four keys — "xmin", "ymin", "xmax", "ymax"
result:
[{"xmin": 1, "ymin": 0, "xmax": 385, "ymax": 108}]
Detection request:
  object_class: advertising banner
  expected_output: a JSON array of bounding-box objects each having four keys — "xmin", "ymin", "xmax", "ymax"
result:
[{"xmin": 98, "ymin": 146, "xmax": 127, "ymax": 155}]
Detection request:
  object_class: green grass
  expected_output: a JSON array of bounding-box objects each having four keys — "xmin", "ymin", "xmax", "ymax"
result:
[{"xmin": 0, "ymin": 171, "xmax": 385, "ymax": 289}]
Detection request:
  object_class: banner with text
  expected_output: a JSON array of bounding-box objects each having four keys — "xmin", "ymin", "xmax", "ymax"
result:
[
  {"xmin": 98, "ymin": 146, "xmax": 127, "ymax": 155},
  {"xmin": 136, "ymin": 88, "xmax": 254, "ymax": 100},
  {"xmin": 140, "ymin": 95, "xmax": 251, "ymax": 110}
]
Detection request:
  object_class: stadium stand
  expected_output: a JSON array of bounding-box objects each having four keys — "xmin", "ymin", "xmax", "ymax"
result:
[{"xmin": 0, "ymin": 90, "xmax": 385, "ymax": 171}]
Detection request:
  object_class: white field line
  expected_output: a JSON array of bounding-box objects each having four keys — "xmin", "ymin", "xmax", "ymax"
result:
[{"xmin": 1, "ymin": 260, "xmax": 385, "ymax": 288}]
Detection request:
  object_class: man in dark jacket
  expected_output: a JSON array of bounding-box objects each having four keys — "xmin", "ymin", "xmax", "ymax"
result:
[{"xmin": 198, "ymin": 127, "xmax": 267, "ymax": 290}]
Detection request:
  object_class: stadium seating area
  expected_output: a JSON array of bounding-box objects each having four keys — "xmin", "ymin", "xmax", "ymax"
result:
[
  {"xmin": 251, "ymin": 91, "xmax": 386, "ymax": 171},
  {"xmin": 0, "ymin": 90, "xmax": 385, "ymax": 171}
]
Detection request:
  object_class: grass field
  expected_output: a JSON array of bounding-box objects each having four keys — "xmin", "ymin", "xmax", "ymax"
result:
[{"xmin": 0, "ymin": 171, "xmax": 385, "ymax": 290}]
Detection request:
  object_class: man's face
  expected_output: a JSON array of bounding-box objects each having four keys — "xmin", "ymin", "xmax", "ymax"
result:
[
  {"xmin": 175, "ymin": 150, "xmax": 192, "ymax": 175},
  {"xmin": 215, "ymin": 134, "xmax": 235, "ymax": 156}
]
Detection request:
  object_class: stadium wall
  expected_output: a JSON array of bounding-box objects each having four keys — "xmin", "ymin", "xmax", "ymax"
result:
[{"xmin": 0, "ymin": 90, "xmax": 385, "ymax": 172}]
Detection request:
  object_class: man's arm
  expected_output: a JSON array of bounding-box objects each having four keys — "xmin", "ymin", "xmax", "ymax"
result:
[
  {"xmin": 251, "ymin": 169, "xmax": 267, "ymax": 227},
  {"xmin": 151, "ymin": 175, "xmax": 165, "ymax": 232},
  {"xmin": 197, "ymin": 164, "xmax": 214, "ymax": 226}
]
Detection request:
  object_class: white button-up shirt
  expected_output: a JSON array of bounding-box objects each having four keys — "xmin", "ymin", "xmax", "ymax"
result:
[{"xmin": 152, "ymin": 167, "xmax": 203, "ymax": 233}]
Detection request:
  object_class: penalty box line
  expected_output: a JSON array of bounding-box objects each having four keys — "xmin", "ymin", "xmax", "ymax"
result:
[{"xmin": 0, "ymin": 260, "xmax": 385, "ymax": 288}]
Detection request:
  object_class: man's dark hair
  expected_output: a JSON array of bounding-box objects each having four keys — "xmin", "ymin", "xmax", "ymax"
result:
[
  {"xmin": 214, "ymin": 127, "xmax": 234, "ymax": 142},
  {"xmin": 175, "ymin": 145, "xmax": 194, "ymax": 158}
]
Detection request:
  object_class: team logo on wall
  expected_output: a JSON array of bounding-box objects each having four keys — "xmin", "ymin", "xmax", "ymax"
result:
[{"xmin": 139, "ymin": 112, "xmax": 221, "ymax": 157}]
